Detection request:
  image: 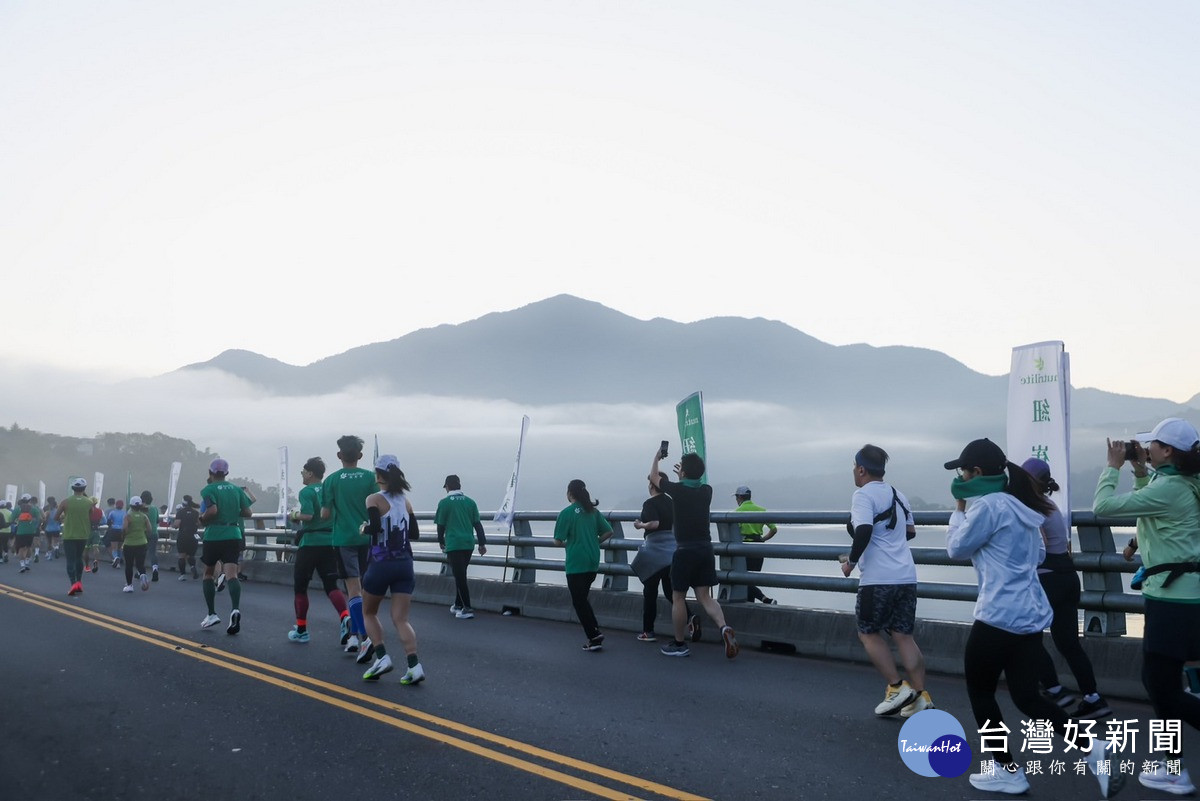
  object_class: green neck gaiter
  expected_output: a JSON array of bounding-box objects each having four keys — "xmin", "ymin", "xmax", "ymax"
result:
[{"xmin": 950, "ymin": 474, "xmax": 1007, "ymax": 500}]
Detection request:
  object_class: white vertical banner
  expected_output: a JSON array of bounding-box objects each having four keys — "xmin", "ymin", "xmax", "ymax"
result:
[
  {"xmin": 276, "ymin": 446, "xmax": 289, "ymax": 524},
  {"xmin": 93, "ymin": 472, "xmax": 104, "ymax": 501},
  {"xmin": 5, "ymin": 485, "xmax": 17, "ymax": 506},
  {"xmin": 165, "ymin": 461, "xmax": 182, "ymax": 514},
  {"xmin": 1007, "ymin": 340, "xmax": 1071, "ymax": 511},
  {"xmin": 494, "ymin": 415, "xmax": 531, "ymax": 526},
  {"xmin": 38, "ymin": 481, "xmax": 46, "ymax": 503}
]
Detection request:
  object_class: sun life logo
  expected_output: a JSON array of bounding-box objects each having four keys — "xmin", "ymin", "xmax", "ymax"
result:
[
  {"xmin": 897, "ymin": 709, "xmax": 972, "ymax": 778},
  {"xmin": 1034, "ymin": 356, "xmax": 1045, "ymax": 372}
]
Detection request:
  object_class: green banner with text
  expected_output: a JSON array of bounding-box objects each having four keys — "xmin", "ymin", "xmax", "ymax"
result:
[{"xmin": 675, "ymin": 391, "xmax": 708, "ymax": 483}]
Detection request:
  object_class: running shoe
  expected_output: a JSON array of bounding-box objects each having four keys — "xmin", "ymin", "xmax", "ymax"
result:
[
  {"xmin": 1086, "ymin": 740, "xmax": 1126, "ymax": 798},
  {"xmin": 191, "ymin": 566, "xmax": 199, "ymax": 579},
  {"xmin": 400, "ymin": 663, "xmax": 426, "ymax": 685},
  {"xmin": 450, "ymin": 604, "xmax": 463, "ymax": 616},
  {"xmin": 84, "ymin": 565, "xmax": 92, "ymax": 573},
  {"xmin": 344, "ymin": 635, "xmax": 360, "ymax": 653},
  {"xmin": 900, "ymin": 690, "xmax": 935, "ymax": 718},
  {"xmin": 583, "ymin": 635, "xmax": 605, "ymax": 652},
  {"xmin": 355, "ymin": 638, "xmax": 376, "ymax": 665},
  {"xmin": 201, "ymin": 613, "xmax": 221, "ymax": 629},
  {"xmin": 227, "ymin": 609, "xmax": 241, "ymax": 635},
  {"xmin": 19, "ymin": 564, "xmax": 29, "ymax": 573},
  {"xmin": 1071, "ymin": 696, "xmax": 1112, "ymax": 719},
  {"xmin": 151, "ymin": 566, "xmax": 159, "ymax": 582},
  {"xmin": 178, "ymin": 574, "xmax": 187, "ymax": 582},
  {"xmin": 92, "ymin": 559, "xmax": 99, "ymax": 574},
  {"xmin": 636, "ymin": 632, "xmax": 656, "ymax": 642},
  {"xmin": 875, "ymin": 681, "xmax": 918, "ymax": 716},
  {"xmin": 215, "ymin": 573, "xmax": 227, "ymax": 592},
  {"xmin": 122, "ymin": 584, "xmax": 135, "ymax": 593},
  {"xmin": 1041, "ymin": 686, "xmax": 1077, "ymax": 708},
  {"xmin": 140, "ymin": 573, "xmax": 149, "ymax": 591},
  {"xmin": 68, "ymin": 582, "xmax": 82, "ymax": 597},
  {"xmin": 33, "ymin": 552, "xmax": 39, "ymax": 563},
  {"xmin": 1139, "ymin": 761, "xmax": 1195, "ymax": 795},
  {"xmin": 687, "ymin": 614, "xmax": 701, "ymax": 642},
  {"xmin": 761, "ymin": 596, "xmax": 778, "ymax": 605},
  {"xmin": 362, "ymin": 654, "xmax": 393, "ymax": 681},
  {"xmin": 339, "ymin": 616, "xmax": 351, "ymax": 645},
  {"xmin": 455, "ymin": 608, "xmax": 475, "ymax": 620},
  {"xmin": 969, "ymin": 764, "xmax": 1030, "ymax": 795},
  {"xmin": 721, "ymin": 625, "xmax": 739, "ymax": 659},
  {"xmin": 287, "ymin": 626, "xmax": 310, "ymax": 643},
  {"xmin": 659, "ymin": 641, "xmax": 690, "ymax": 657}
]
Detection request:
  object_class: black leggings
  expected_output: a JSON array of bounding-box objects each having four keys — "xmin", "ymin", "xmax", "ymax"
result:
[
  {"xmin": 447, "ymin": 549, "xmax": 473, "ymax": 609},
  {"xmin": 1143, "ymin": 652, "xmax": 1200, "ymax": 757},
  {"xmin": 1036, "ymin": 569, "xmax": 1098, "ymax": 695},
  {"xmin": 64, "ymin": 539, "xmax": 86, "ymax": 583},
  {"xmin": 965, "ymin": 620, "xmax": 1070, "ymax": 765},
  {"xmin": 642, "ymin": 565, "xmax": 676, "ymax": 632},
  {"xmin": 566, "ymin": 571, "xmax": 600, "ymax": 640},
  {"xmin": 123, "ymin": 544, "xmax": 148, "ymax": 585}
]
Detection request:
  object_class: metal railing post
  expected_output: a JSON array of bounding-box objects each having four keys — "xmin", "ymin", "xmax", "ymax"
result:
[
  {"xmin": 716, "ymin": 520, "xmax": 748, "ymax": 602},
  {"xmin": 602, "ymin": 520, "xmax": 628, "ymax": 591},
  {"xmin": 511, "ymin": 518, "xmax": 536, "ymax": 584},
  {"xmin": 1076, "ymin": 520, "xmax": 1127, "ymax": 637}
]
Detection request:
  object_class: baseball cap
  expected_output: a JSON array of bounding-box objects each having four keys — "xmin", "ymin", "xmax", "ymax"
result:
[
  {"xmin": 375, "ymin": 454, "xmax": 400, "ymax": 472},
  {"xmin": 733, "ymin": 485, "xmax": 751, "ymax": 496},
  {"xmin": 443, "ymin": 474, "xmax": 461, "ymax": 490},
  {"xmin": 944, "ymin": 438, "xmax": 1007, "ymax": 472},
  {"xmin": 19, "ymin": 493, "xmax": 31, "ymax": 502},
  {"xmin": 1134, "ymin": 418, "xmax": 1200, "ymax": 451},
  {"xmin": 209, "ymin": 458, "xmax": 230, "ymax": 474},
  {"xmin": 1020, "ymin": 457, "xmax": 1052, "ymax": 482},
  {"xmin": 71, "ymin": 477, "xmax": 87, "ymax": 490},
  {"xmin": 129, "ymin": 497, "xmax": 144, "ymax": 507}
]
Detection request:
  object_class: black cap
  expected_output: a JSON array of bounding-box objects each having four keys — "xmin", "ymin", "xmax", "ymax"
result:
[
  {"xmin": 944, "ymin": 438, "xmax": 1007, "ymax": 473},
  {"xmin": 443, "ymin": 474, "xmax": 461, "ymax": 490}
]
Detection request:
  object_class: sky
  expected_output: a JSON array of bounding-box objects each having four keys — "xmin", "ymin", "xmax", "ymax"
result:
[{"xmin": 2, "ymin": 1, "xmax": 1198, "ymax": 403}]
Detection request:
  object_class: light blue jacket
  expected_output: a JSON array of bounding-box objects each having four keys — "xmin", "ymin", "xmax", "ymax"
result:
[{"xmin": 948, "ymin": 492, "xmax": 1051, "ymax": 634}]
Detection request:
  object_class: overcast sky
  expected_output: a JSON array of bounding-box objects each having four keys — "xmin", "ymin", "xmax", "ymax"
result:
[{"xmin": 3, "ymin": 2, "xmax": 1197, "ymax": 402}]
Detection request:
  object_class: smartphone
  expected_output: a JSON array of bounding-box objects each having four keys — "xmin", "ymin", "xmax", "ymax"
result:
[
  {"xmin": 1124, "ymin": 441, "xmax": 1140, "ymax": 461},
  {"xmin": 659, "ymin": 440, "xmax": 669, "ymax": 459}
]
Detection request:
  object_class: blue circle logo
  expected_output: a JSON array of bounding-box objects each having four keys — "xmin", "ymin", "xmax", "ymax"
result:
[{"xmin": 897, "ymin": 709, "xmax": 972, "ymax": 778}]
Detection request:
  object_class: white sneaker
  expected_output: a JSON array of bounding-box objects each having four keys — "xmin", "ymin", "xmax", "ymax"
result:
[
  {"xmin": 900, "ymin": 690, "xmax": 935, "ymax": 718},
  {"xmin": 344, "ymin": 635, "xmax": 360, "ymax": 653},
  {"xmin": 1139, "ymin": 761, "xmax": 1195, "ymax": 795},
  {"xmin": 140, "ymin": 573, "xmax": 149, "ymax": 591},
  {"xmin": 201, "ymin": 613, "xmax": 221, "ymax": 629},
  {"xmin": 969, "ymin": 765, "xmax": 1030, "ymax": 795},
  {"xmin": 362, "ymin": 654, "xmax": 393, "ymax": 681},
  {"xmin": 400, "ymin": 662, "xmax": 426, "ymax": 686},
  {"xmin": 1086, "ymin": 740, "xmax": 1126, "ymax": 798},
  {"xmin": 355, "ymin": 638, "xmax": 375, "ymax": 665},
  {"xmin": 874, "ymin": 681, "xmax": 918, "ymax": 716},
  {"xmin": 456, "ymin": 608, "xmax": 475, "ymax": 619},
  {"xmin": 450, "ymin": 604, "xmax": 462, "ymax": 616},
  {"xmin": 122, "ymin": 584, "xmax": 135, "ymax": 593},
  {"xmin": 178, "ymin": 574, "xmax": 187, "ymax": 582}
]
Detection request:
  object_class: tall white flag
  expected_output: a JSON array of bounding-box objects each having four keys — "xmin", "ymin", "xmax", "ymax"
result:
[
  {"xmin": 277, "ymin": 446, "xmax": 290, "ymax": 524},
  {"xmin": 1008, "ymin": 341, "xmax": 1071, "ymax": 510},
  {"xmin": 5, "ymin": 485, "xmax": 16, "ymax": 506},
  {"xmin": 166, "ymin": 462, "xmax": 182, "ymax": 514},
  {"xmin": 494, "ymin": 416, "xmax": 530, "ymax": 527},
  {"xmin": 93, "ymin": 473, "xmax": 104, "ymax": 501},
  {"xmin": 38, "ymin": 481, "xmax": 46, "ymax": 504}
]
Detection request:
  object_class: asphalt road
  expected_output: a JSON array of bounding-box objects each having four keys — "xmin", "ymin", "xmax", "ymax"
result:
[{"xmin": 0, "ymin": 557, "xmax": 1189, "ymax": 801}]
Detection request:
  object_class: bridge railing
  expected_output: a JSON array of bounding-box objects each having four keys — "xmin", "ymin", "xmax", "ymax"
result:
[{"xmin": 144, "ymin": 508, "xmax": 1141, "ymax": 636}]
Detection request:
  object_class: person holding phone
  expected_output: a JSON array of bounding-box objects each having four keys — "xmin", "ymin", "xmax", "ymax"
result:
[{"xmin": 1096, "ymin": 418, "xmax": 1200, "ymax": 794}]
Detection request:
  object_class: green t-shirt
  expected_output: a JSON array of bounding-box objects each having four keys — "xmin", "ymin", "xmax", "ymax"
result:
[
  {"xmin": 200, "ymin": 481, "xmax": 251, "ymax": 542},
  {"xmin": 145, "ymin": 504, "xmax": 160, "ymax": 538},
  {"xmin": 13, "ymin": 504, "xmax": 41, "ymax": 535},
  {"xmin": 322, "ymin": 466, "xmax": 376, "ymax": 547},
  {"xmin": 297, "ymin": 483, "xmax": 333, "ymax": 548},
  {"xmin": 123, "ymin": 509, "xmax": 151, "ymax": 547},
  {"xmin": 62, "ymin": 495, "xmax": 94, "ymax": 541},
  {"xmin": 435, "ymin": 492, "xmax": 481, "ymax": 552},
  {"xmin": 553, "ymin": 502, "xmax": 612, "ymax": 575}
]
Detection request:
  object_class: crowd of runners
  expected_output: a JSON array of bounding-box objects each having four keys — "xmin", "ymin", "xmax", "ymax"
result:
[{"xmin": 5, "ymin": 417, "xmax": 1200, "ymax": 798}]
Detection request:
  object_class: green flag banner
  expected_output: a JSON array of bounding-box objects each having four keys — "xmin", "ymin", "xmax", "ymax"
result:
[{"xmin": 675, "ymin": 391, "xmax": 708, "ymax": 483}]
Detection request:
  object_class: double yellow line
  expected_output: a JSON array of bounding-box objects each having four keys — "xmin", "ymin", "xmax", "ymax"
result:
[{"xmin": 0, "ymin": 583, "xmax": 706, "ymax": 801}]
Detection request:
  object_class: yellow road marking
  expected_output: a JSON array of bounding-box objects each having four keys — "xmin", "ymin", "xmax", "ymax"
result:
[{"xmin": 0, "ymin": 584, "xmax": 708, "ymax": 801}]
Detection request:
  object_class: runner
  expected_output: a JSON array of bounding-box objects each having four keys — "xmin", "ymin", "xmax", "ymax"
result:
[
  {"xmin": 360, "ymin": 455, "xmax": 424, "ymax": 684},
  {"xmin": 13, "ymin": 494, "xmax": 42, "ymax": 573},
  {"xmin": 287, "ymin": 457, "xmax": 349, "ymax": 643},
  {"xmin": 105, "ymin": 499, "xmax": 125, "ymax": 568},
  {"xmin": 198, "ymin": 459, "xmax": 252, "ymax": 634},
  {"xmin": 55, "ymin": 478, "xmax": 92, "ymax": 596},
  {"xmin": 172, "ymin": 496, "xmax": 201, "ymax": 580},
  {"xmin": 435, "ymin": 474, "xmax": 487, "ymax": 620},
  {"xmin": 321, "ymin": 435, "xmax": 377, "ymax": 662},
  {"xmin": 140, "ymin": 490, "xmax": 161, "ymax": 582},
  {"xmin": 120, "ymin": 496, "xmax": 153, "ymax": 593},
  {"xmin": 42, "ymin": 497, "xmax": 62, "ymax": 561}
]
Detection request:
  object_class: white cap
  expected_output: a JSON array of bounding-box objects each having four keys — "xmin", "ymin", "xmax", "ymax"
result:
[
  {"xmin": 19, "ymin": 493, "xmax": 31, "ymax": 502},
  {"xmin": 375, "ymin": 454, "xmax": 401, "ymax": 472},
  {"xmin": 71, "ymin": 477, "xmax": 87, "ymax": 489},
  {"xmin": 1134, "ymin": 418, "xmax": 1200, "ymax": 451},
  {"xmin": 129, "ymin": 497, "xmax": 144, "ymax": 507}
]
